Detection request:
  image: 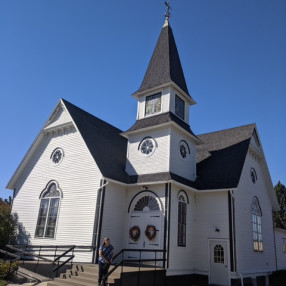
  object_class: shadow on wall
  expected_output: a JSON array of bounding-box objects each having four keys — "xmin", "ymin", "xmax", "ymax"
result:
[{"xmin": 13, "ymin": 213, "xmax": 31, "ymax": 245}]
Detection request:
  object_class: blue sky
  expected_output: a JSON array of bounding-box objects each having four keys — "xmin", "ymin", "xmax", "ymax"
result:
[{"xmin": 0, "ymin": 0, "xmax": 285, "ymax": 199}]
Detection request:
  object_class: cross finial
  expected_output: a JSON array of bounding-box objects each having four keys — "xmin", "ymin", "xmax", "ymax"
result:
[{"xmin": 164, "ymin": 1, "xmax": 171, "ymax": 22}]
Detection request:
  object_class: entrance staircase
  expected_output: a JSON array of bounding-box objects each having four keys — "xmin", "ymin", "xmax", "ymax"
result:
[{"xmin": 47, "ymin": 263, "xmax": 166, "ymax": 286}]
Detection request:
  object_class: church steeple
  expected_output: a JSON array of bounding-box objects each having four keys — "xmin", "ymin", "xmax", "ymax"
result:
[{"xmin": 132, "ymin": 19, "xmax": 195, "ymax": 105}]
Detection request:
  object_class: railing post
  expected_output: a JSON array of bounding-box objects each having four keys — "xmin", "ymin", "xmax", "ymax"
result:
[
  {"xmin": 154, "ymin": 250, "xmax": 157, "ymax": 286},
  {"xmin": 137, "ymin": 250, "xmax": 142, "ymax": 286},
  {"xmin": 54, "ymin": 245, "xmax": 58, "ymax": 261},
  {"xmin": 71, "ymin": 247, "xmax": 75, "ymax": 266}
]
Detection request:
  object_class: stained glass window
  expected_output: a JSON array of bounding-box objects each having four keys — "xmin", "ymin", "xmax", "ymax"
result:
[
  {"xmin": 35, "ymin": 182, "xmax": 61, "ymax": 238},
  {"xmin": 145, "ymin": 93, "xmax": 161, "ymax": 116},
  {"xmin": 251, "ymin": 197, "xmax": 263, "ymax": 252}
]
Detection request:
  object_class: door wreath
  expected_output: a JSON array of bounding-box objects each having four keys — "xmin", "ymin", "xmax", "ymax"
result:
[
  {"xmin": 129, "ymin": 226, "xmax": 140, "ymax": 241},
  {"xmin": 145, "ymin": 225, "xmax": 156, "ymax": 241}
]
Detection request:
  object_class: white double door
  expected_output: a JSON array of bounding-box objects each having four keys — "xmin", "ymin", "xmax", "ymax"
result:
[{"xmin": 128, "ymin": 210, "xmax": 162, "ymax": 263}]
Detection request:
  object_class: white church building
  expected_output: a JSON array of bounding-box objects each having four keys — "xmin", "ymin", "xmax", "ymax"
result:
[{"xmin": 7, "ymin": 16, "xmax": 285, "ymax": 286}]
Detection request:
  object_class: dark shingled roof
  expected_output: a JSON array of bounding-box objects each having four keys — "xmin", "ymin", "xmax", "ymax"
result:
[
  {"xmin": 62, "ymin": 99, "xmax": 129, "ymax": 183},
  {"xmin": 63, "ymin": 99, "xmax": 255, "ymax": 190},
  {"xmin": 134, "ymin": 23, "xmax": 191, "ymax": 97},
  {"xmin": 125, "ymin": 112, "xmax": 196, "ymax": 137},
  {"xmin": 196, "ymin": 124, "xmax": 255, "ymax": 189}
]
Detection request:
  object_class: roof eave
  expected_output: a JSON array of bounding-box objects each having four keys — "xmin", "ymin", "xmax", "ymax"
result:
[{"xmin": 121, "ymin": 121, "xmax": 201, "ymax": 144}]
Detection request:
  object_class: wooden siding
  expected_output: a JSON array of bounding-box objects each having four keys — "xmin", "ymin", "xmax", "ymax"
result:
[
  {"xmin": 169, "ymin": 129, "xmax": 196, "ymax": 181},
  {"xmin": 274, "ymin": 228, "xmax": 286, "ymax": 270},
  {"xmin": 100, "ymin": 182, "xmax": 127, "ymax": 253},
  {"xmin": 234, "ymin": 151, "xmax": 276, "ymax": 274},
  {"xmin": 126, "ymin": 128, "xmax": 171, "ymax": 175},
  {"xmin": 12, "ymin": 126, "xmax": 103, "ymax": 262}
]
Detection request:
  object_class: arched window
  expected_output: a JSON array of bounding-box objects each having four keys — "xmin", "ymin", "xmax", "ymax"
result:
[
  {"xmin": 178, "ymin": 194, "xmax": 187, "ymax": 246},
  {"xmin": 35, "ymin": 181, "xmax": 62, "ymax": 238},
  {"xmin": 251, "ymin": 197, "xmax": 263, "ymax": 252},
  {"xmin": 134, "ymin": 196, "xmax": 160, "ymax": 212}
]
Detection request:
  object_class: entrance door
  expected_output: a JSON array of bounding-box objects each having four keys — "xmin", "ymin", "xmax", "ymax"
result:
[
  {"xmin": 128, "ymin": 195, "xmax": 162, "ymax": 263},
  {"xmin": 210, "ymin": 240, "xmax": 229, "ymax": 286}
]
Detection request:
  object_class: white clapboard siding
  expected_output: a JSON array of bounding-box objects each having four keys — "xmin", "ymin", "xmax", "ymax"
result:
[
  {"xmin": 169, "ymin": 129, "xmax": 196, "ymax": 181},
  {"xmin": 126, "ymin": 128, "xmax": 171, "ymax": 175},
  {"xmin": 100, "ymin": 182, "xmax": 127, "ymax": 253},
  {"xmin": 234, "ymin": 151, "xmax": 276, "ymax": 274},
  {"xmin": 167, "ymin": 185, "xmax": 195, "ymax": 275},
  {"xmin": 12, "ymin": 127, "xmax": 103, "ymax": 262},
  {"xmin": 190, "ymin": 191, "xmax": 229, "ymax": 274},
  {"xmin": 274, "ymin": 228, "xmax": 286, "ymax": 270}
]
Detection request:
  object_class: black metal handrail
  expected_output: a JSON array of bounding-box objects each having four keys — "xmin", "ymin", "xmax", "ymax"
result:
[
  {"xmin": 6, "ymin": 244, "xmax": 77, "ymax": 278},
  {"xmin": 102, "ymin": 249, "xmax": 166, "ymax": 286},
  {"xmin": 52, "ymin": 245, "xmax": 75, "ymax": 277}
]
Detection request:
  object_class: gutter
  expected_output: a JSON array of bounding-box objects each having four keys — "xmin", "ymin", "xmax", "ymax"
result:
[
  {"xmin": 105, "ymin": 177, "xmax": 237, "ymax": 194},
  {"xmin": 92, "ymin": 178, "xmax": 109, "ymax": 263}
]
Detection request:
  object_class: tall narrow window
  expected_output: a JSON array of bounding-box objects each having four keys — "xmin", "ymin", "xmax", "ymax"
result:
[
  {"xmin": 145, "ymin": 93, "xmax": 161, "ymax": 116},
  {"xmin": 35, "ymin": 182, "xmax": 61, "ymax": 238},
  {"xmin": 178, "ymin": 195, "xmax": 186, "ymax": 246},
  {"xmin": 251, "ymin": 197, "xmax": 263, "ymax": 252},
  {"xmin": 283, "ymin": 238, "xmax": 286, "ymax": 254},
  {"xmin": 175, "ymin": 95, "xmax": 185, "ymax": 120}
]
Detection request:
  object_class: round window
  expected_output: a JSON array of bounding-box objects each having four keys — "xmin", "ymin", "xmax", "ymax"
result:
[
  {"xmin": 51, "ymin": 148, "xmax": 64, "ymax": 165},
  {"xmin": 179, "ymin": 141, "xmax": 189, "ymax": 159},
  {"xmin": 140, "ymin": 138, "xmax": 156, "ymax": 156}
]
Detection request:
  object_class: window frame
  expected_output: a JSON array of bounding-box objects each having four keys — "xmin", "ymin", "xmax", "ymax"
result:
[
  {"xmin": 145, "ymin": 93, "xmax": 162, "ymax": 116},
  {"xmin": 283, "ymin": 238, "xmax": 286, "ymax": 254},
  {"xmin": 251, "ymin": 197, "xmax": 263, "ymax": 252},
  {"xmin": 35, "ymin": 181, "xmax": 62, "ymax": 239},
  {"xmin": 178, "ymin": 192, "xmax": 188, "ymax": 247},
  {"xmin": 175, "ymin": 94, "xmax": 185, "ymax": 120}
]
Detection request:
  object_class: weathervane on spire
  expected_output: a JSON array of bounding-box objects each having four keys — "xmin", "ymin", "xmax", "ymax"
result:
[{"xmin": 165, "ymin": 1, "xmax": 171, "ymax": 21}]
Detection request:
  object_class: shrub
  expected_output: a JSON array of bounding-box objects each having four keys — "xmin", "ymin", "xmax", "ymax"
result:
[
  {"xmin": 269, "ymin": 270, "xmax": 286, "ymax": 286},
  {"xmin": 0, "ymin": 259, "xmax": 19, "ymax": 280}
]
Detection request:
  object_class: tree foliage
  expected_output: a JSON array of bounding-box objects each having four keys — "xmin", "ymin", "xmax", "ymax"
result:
[
  {"xmin": 0, "ymin": 197, "xmax": 17, "ymax": 248},
  {"xmin": 273, "ymin": 181, "xmax": 286, "ymax": 230}
]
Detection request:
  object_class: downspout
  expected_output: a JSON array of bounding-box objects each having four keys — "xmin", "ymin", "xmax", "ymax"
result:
[
  {"xmin": 229, "ymin": 191, "xmax": 243, "ymax": 285},
  {"xmin": 92, "ymin": 179, "xmax": 109, "ymax": 263}
]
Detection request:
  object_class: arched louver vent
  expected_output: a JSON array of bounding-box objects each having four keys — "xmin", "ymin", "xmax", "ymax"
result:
[{"xmin": 134, "ymin": 196, "xmax": 159, "ymax": 211}]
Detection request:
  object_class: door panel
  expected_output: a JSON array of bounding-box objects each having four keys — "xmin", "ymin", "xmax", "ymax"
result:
[
  {"xmin": 210, "ymin": 240, "xmax": 229, "ymax": 286},
  {"xmin": 128, "ymin": 211, "xmax": 162, "ymax": 263}
]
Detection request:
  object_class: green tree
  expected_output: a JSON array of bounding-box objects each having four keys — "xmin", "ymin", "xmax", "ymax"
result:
[
  {"xmin": 0, "ymin": 197, "xmax": 17, "ymax": 248},
  {"xmin": 273, "ymin": 181, "xmax": 286, "ymax": 230}
]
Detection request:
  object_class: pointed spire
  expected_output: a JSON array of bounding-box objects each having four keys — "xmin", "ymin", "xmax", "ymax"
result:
[{"xmin": 133, "ymin": 21, "xmax": 191, "ymax": 99}]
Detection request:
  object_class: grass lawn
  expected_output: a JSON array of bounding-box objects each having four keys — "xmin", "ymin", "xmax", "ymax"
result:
[{"xmin": 0, "ymin": 280, "xmax": 8, "ymax": 286}]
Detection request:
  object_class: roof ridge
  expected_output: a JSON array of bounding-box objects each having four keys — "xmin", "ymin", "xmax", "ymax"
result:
[
  {"xmin": 197, "ymin": 123, "xmax": 256, "ymax": 137},
  {"xmin": 61, "ymin": 98, "xmax": 123, "ymax": 133}
]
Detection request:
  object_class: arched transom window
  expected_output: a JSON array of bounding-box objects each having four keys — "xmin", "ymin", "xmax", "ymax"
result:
[
  {"xmin": 134, "ymin": 196, "xmax": 160, "ymax": 212},
  {"xmin": 251, "ymin": 196, "xmax": 263, "ymax": 252},
  {"xmin": 35, "ymin": 181, "xmax": 62, "ymax": 238}
]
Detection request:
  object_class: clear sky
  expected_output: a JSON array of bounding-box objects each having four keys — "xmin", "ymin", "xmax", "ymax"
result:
[{"xmin": 0, "ymin": 0, "xmax": 285, "ymax": 199}]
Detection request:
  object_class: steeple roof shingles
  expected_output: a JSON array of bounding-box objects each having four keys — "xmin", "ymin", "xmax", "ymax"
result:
[{"xmin": 133, "ymin": 22, "xmax": 191, "ymax": 98}]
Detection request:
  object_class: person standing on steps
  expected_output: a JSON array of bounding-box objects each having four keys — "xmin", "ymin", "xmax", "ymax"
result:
[{"xmin": 98, "ymin": 237, "xmax": 114, "ymax": 286}]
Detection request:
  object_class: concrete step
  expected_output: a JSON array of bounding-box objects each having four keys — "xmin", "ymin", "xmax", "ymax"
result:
[{"xmin": 48, "ymin": 263, "xmax": 166, "ymax": 286}]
